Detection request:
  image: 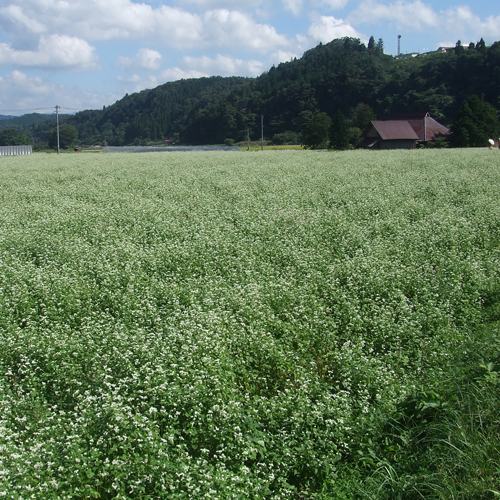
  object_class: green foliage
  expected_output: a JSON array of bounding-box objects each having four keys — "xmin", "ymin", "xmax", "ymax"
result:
[
  {"xmin": 352, "ymin": 350, "xmax": 500, "ymax": 499},
  {"xmin": 476, "ymin": 37, "xmax": 487, "ymax": 55},
  {"xmin": 0, "ymin": 128, "xmax": 31, "ymax": 146},
  {"xmin": 47, "ymin": 124, "xmax": 79, "ymax": 150},
  {"xmin": 272, "ymin": 131, "xmax": 300, "ymax": 145},
  {"xmin": 451, "ymin": 95, "xmax": 500, "ymax": 147},
  {"xmin": 376, "ymin": 38, "xmax": 384, "ymax": 54},
  {"xmin": 455, "ymin": 39, "xmax": 465, "ymax": 56},
  {"xmin": 329, "ymin": 110, "xmax": 350, "ymax": 150},
  {"xmin": 302, "ymin": 112, "xmax": 331, "ymax": 148},
  {"xmin": 352, "ymin": 103, "xmax": 376, "ymax": 130}
]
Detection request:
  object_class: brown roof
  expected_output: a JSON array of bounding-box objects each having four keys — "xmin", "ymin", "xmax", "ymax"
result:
[
  {"xmin": 386, "ymin": 113, "xmax": 450, "ymax": 141},
  {"xmin": 371, "ymin": 120, "xmax": 419, "ymax": 140},
  {"xmin": 406, "ymin": 117, "xmax": 450, "ymax": 141}
]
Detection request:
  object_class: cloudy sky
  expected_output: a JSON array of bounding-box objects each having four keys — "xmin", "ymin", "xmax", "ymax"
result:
[{"xmin": 0, "ymin": 0, "xmax": 498, "ymax": 115}]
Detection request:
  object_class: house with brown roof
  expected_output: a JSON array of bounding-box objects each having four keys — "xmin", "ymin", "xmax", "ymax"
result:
[{"xmin": 356, "ymin": 112, "xmax": 450, "ymax": 149}]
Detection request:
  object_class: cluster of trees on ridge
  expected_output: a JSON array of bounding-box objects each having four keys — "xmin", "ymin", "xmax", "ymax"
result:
[{"xmin": 1, "ymin": 37, "xmax": 500, "ymax": 149}]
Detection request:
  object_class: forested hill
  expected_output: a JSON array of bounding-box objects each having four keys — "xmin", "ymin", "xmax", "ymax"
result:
[
  {"xmin": 18, "ymin": 37, "xmax": 500, "ymax": 146},
  {"xmin": 68, "ymin": 76, "xmax": 251, "ymax": 146}
]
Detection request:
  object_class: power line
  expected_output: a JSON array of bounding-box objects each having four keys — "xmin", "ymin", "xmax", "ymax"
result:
[
  {"xmin": 60, "ymin": 107, "xmax": 86, "ymax": 111},
  {"xmin": 0, "ymin": 106, "xmax": 86, "ymax": 114},
  {"xmin": 0, "ymin": 107, "xmax": 55, "ymax": 113}
]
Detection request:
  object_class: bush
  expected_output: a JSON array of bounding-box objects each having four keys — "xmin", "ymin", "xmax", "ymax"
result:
[{"xmin": 272, "ymin": 131, "xmax": 300, "ymax": 145}]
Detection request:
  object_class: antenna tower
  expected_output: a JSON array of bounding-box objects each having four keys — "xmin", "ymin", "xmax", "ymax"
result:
[{"xmin": 398, "ymin": 35, "xmax": 401, "ymax": 58}]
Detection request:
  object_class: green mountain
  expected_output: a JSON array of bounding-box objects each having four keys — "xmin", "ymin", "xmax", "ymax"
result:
[{"xmin": 12, "ymin": 37, "xmax": 500, "ymax": 146}]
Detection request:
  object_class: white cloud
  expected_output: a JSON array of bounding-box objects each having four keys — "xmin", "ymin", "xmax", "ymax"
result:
[
  {"xmin": 269, "ymin": 49, "xmax": 301, "ymax": 64},
  {"xmin": 0, "ymin": 4, "xmax": 46, "ymax": 34},
  {"xmin": 2, "ymin": 2, "xmax": 290, "ymax": 54},
  {"xmin": 181, "ymin": 54, "xmax": 265, "ymax": 77},
  {"xmin": 283, "ymin": 0, "xmax": 349, "ymax": 17},
  {"xmin": 1, "ymin": 70, "xmax": 51, "ymax": 97},
  {"xmin": 117, "ymin": 73, "xmax": 159, "ymax": 92},
  {"xmin": 345, "ymin": 1, "xmax": 500, "ymax": 47},
  {"xmin": 0, "ymin": 70, "xmax": 113, "ymax": 112},
  {"xmin": 282, "ymin": 0, "xmax": 303, "ymax": 16},
  {"xmin": 308, "ymin": 14, "xmax": 365, "ymax": 43},
  {"xmin": 201, "ymin": 10, "xmax": 291, "ymax": 52},
  {"xmin": 160, "ymin": 67, "xmax": 208, "ymax": 82},
  {"xmin": 117, "ymin": 49, "xmax": 162, "ymax": 70},
  {"xmin": 482, "ymin": 14, "xmax": 500, "ymax": 41},
  {"xmin": 159, "ymin": 53, "xmax": 266, "ymax": 83},
  {"xmin": 0, "ymin": 35, "xmax": 98, "ymax": 70},
  {"xmin": 439, "ymin": 6, "xmax": 500, "ymax": 44},
  {"xmin": 348, "ymin": 0, "xmax": 438, "ymax": 30},
  {"xmin": 315, "ymin": 0, "xmax": 350, "ymax": 10},
  {"xmin": 1, "ymin": 1, "xmax": 203, "ymax": 46},
  {"xmin": 180, "ymin": 0, "xmax": 263, "ymax": 8}
]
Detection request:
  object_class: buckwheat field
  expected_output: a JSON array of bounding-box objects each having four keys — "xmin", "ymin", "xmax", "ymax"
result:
[{"xmin": 1, "ymin": 150, "xmax": 499, "ymax": 499}]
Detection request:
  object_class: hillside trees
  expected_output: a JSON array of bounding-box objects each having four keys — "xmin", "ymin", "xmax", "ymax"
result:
[
  {"xmin": 376, "ymin": 38, "xmax": 384, "ymax": 54},
  {"xmin": 47, "ymin": 124, "xmax": 78, "ymax": 150},
  {"xmin": 352, "ymin": 103, "xmax": 376, "ymax": 130},
  {"xmin": 265, "ymin": 82, "xmax": 319, "ymax": 136},
  {"xmin": 301, "ymin": 112, "xmax": 331, "ymax": 149},
  {"xmin": 455, "ymin": 40, "xmax": 465, "ymax": 56},
  {"xmin": 329, "ymin": 110, "xmax": 350, "ymax": 149},
  {"xmin": 451, "ymin": 95, "xmax": 499, "ymax": 147},
  {"xmin": 0, "ymin": 128, "xmax": 31, "ymax": 146}
]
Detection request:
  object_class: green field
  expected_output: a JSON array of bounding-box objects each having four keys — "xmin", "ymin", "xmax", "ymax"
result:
[{"xmin": 1, "ymin": 150, "xmax": 499, "ymax": 499}]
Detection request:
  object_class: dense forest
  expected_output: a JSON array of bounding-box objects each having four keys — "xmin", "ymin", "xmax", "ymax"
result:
[{"xmin": 2, "ymin": 37, "xmax": 500, "ymax": 148}]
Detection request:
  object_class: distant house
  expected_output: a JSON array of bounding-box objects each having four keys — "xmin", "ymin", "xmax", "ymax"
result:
[
  {"xmin": 356, "ymin": 112, "xmax": 450, "ymax": 149},
  {"xmin": 436, "ymin": 46, "xmax": 454, "ymax": 53},
  {"xmin": 399, "ymin": 52, "xmax": 419, "ymax": 59}
]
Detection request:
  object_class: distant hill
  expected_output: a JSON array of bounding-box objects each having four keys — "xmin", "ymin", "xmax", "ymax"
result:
[
  {"xmin": 0, "ymin": 113, "xmax": 56, "ymax": 130},
  {"xmin": 0, "ymin": 115, "xmax": 14, "ymax": 121}
]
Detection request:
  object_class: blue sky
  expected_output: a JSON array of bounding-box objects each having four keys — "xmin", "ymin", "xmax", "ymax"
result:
[{"xmin": 0, "ymin": 0, "xmax": 499, "ymax": 115}]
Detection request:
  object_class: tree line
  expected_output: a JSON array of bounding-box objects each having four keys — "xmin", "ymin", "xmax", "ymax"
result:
[{"xmin": 1, "ymin": 37, "xmax": 499, "ymax": 149}]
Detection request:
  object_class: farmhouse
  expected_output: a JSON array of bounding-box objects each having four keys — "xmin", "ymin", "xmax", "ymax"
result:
[{"xmin": 356, "ymin": 112, "xmax": 450, "ymax": 149}]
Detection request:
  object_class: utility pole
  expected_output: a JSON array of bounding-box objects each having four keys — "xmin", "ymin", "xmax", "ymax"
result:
[
  {"xmin": 55, "ymin": 105, "xmax": 60, "ymax": 154},
  {"xmin": 261, "ymin": 115, "xmax": 264, "ymax": 151},
  {"xmin": 247, "ymin": 127, "xmax": 250, "ymax": 151}
]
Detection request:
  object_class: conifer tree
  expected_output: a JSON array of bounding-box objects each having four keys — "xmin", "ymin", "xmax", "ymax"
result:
[
  {"xmin": 376, "ymin": 38, "xmax": 384, "ymax": 54},
  {"xmin": 329, "ymin": 110, "xmax": 350, "ymax": 150}
]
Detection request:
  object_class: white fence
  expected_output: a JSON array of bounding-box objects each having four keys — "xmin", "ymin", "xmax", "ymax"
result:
[{"xmin": 0, "ymin": 145, "xmax": 32, "ymax": 156}]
